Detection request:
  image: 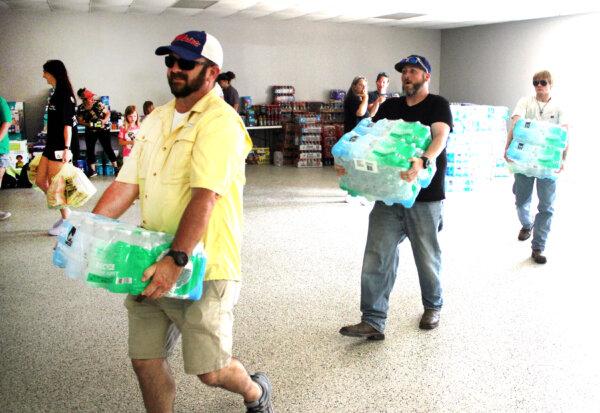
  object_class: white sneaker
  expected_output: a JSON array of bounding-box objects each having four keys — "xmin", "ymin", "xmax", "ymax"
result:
[
  {"xmin": 52, "ymin": 218, "xmax": 63, "ymax": 228},
  {"xmin": 0, "ymin": 211, "xmax": 11, "ymax": 220}
]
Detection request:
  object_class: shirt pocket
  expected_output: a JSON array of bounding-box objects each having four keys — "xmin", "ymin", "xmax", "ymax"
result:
[
  {"xmin": 136, "ymin": 136, "xmax": 152, "ymax": 178},
  {"xmin": 161, "ymin": 134, "xmax": 195, "ymax": 184}
]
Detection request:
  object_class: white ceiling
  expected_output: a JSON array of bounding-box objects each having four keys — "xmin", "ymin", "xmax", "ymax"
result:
[{"xmin": 1, "ymin": 0, "xmax": 599, "ymax": 29}]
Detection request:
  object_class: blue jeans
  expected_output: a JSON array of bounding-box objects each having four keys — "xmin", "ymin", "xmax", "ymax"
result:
[
  {"xmin": 360, "ymin": 201, "xmax": 444, "ymax": 333},
  {"xmin": 513, "ymin": 173, "xmax": 557, "ymax": 252}
]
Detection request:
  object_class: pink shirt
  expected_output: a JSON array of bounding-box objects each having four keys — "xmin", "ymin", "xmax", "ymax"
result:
[{"xmin": 118, "ymin": 124, "xmax": 140, "ymax": 157}]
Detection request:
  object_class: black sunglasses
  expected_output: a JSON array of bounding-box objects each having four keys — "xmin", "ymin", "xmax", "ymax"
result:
[
  {"xmin": 164, "ymin": 55, "xmax": 201, "ymax": 71},
  {"xmin": 533, "ymin": 80, "xmax": 548, "ymax": 87}
]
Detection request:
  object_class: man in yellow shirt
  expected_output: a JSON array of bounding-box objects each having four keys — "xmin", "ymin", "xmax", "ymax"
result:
[{"xmin": 92, "ymin": 31, "xmax": 273, "ymax": 413}]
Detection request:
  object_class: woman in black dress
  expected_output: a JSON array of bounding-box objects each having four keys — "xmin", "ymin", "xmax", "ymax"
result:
[
  {"xmin": 37, "ymin": 60, "xmax": 77, "ymax": 235},
  {"xmin": 343, "ymin": 76, "xmax": 369, "ymax": 133}
]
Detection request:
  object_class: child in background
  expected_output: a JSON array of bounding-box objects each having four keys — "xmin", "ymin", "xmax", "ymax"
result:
[
  {"xmin": 118, "ymin": 105, "xmax": 140, "ymax": 161},
  {"xmin": 15, "ymin": 154, "xmax": 24, "ymax": 168},
  {"xmin": 142, "ymin": 100, "xmax": 154, "ymax": 121}
]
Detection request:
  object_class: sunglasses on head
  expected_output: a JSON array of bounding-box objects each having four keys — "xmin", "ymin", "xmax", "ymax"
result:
[
  {"xmin": 533, "ymin": 80, "xmax": 548, "ymax": 87},
  {"xmin": 164, "ymin": 55, "xmax": 202, "ymax": 71},
  {"xmin": 401, "ymin": 56, "xmax": 429, "ymax": 73}
]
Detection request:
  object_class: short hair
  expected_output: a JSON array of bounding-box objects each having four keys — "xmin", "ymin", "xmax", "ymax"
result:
[
  {"xmin": 533, "ymin": 70, "xmax": 552, "ymax": 85},
  {"xmin": 217, "ymin": 71, "xmax": 235, "ymax": 82},
  {"xmin": 142, "ymin": 101, "xmax": 154, "ymax": 115},
  {"xmin": 376, "ymin": 72, "xmax": 388, "ymax": 81}
]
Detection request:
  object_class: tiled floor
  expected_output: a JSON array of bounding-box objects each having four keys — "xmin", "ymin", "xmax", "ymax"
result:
[{"xmin": 0, "ymin": 166, "xmax": 598, "ymax": 412}]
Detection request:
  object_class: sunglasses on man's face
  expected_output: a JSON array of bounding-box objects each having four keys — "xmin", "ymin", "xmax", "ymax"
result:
[
  {"xmin": 164, "ymin": 55, "xmax": 201, "ymax": 71},
  {"xmin": 533, "ymin": 80, "xmax": 548, "ymax": 87}
]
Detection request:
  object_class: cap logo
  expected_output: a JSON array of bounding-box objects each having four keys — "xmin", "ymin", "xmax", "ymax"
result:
[{"xmin": 175, "ymin": 34, "xmax": 201, "ymax": 47}]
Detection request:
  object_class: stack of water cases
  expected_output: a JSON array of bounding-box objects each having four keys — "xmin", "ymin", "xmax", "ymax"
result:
[
  {"xmin": 506, "ymin": 119, "xmax": 567, "ymax": 180},
  {"xmin": 52, "ymin": 212, "xmax": 207, "ymax": 300},
  {"xmin": 446, "ymin": 104, "xmax": 510, "ymax": 192},
  {"xmin": 295, "ymin": 114, "xmax": 322, "ymax": 167},
  {"xmin": 332, "ymin": 118, "xmax": 435, "ymax": 207}
]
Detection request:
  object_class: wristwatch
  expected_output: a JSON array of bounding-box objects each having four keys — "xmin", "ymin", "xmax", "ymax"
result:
[
  {"xmin": 166, "ymin": 250, "xmax": 189, "ymax": 267},
  {"xmin": 420, "ymin": 156, "xmax": 431, "ymax": 168}
]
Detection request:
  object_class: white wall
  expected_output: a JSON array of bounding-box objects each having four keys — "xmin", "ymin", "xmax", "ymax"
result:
[
  {"xmin": 0, "ymin": 11, "xmax": 441, "ymax": 139},
  {"xmin": 440, "ymin": 13, "xmax": 600, "ymax": 174}
]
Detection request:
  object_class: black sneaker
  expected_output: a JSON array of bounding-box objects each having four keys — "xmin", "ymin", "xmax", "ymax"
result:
[
  {"xmin": 246, "ymin": 372, "xmax": 273, "ymax": 413},
  {"xmin": 88, "ymin": 170, "xmax": 98, "ymax": 178}
]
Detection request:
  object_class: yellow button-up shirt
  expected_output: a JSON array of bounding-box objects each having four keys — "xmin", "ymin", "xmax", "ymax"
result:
[{"xmin": 116, "ymin": 89, "xmax": 252, "ymax": 281}]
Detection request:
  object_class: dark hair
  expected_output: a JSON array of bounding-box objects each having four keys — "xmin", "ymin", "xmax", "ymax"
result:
[
  {"xmin": 43, "ymin": 60, "xmax": 75, "ymax": 100},
  {"xmin": 143, "ymin": 101, "xmax": 154, "ymax": 115},
  {"xmin": 77, "ymin": 88, "xmax": 86, "ymax": 98},
  {"xmin": 376, "ymin": 72, "xmax": 388, "ymax": 81},
  {"xmin": 217, "ymin": 71, "xmax": 236, "ymax": 82}
]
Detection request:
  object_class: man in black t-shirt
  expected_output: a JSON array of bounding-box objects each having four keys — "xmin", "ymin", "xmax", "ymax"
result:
[
  {"xmin": 367, "ymin": 72, "xmax": 392, "ymax": 118},
  {"xmin": 339, "ymin": 55, "xmax": 453, "ymax": 340}
]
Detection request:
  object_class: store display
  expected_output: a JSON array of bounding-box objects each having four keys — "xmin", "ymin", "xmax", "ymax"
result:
[
  {"xmin": 332, "ymin": 118, "xmax": 435, "ymax": 207},
  {"xmin": 446, "ymin": 104, "xmax": 510, "ymax": 192},
  {"xmin": 7, "ymin": 101, "xmax": 25, "ymax": 140},
  {"xmin": 506, "ymin": 118, "xmax": 567, "ymax": 180},
  {"xmin": 321, "ymin": 124, "xmax": 343, "ymax": 166},
  {"xmin": 272, "ymin": 85, "xmax": 295, "ymax": 103},
  {"xmin": 53, "ymin": 212, "xmax": 207, "ymax": 301}
]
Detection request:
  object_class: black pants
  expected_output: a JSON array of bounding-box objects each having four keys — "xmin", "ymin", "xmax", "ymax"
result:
[
  {"xmin": 71, "ymin": 133, "xmax": 80, "ymax": 163},
  {"xmin": 85, "ymin": 129, "xmax": 117, "ymax": 166}
]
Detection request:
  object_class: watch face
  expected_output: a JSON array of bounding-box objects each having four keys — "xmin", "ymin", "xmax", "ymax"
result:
[{"xmin": 168, "ymin": 250, "xmax": 188, "ymax": 267}]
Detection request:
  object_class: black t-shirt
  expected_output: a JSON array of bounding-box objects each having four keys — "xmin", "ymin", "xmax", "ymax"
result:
[
  {"xmin": 373, "ymin": 94, "xmax": 453, "ymax": 202},
  {"xmin": 223, "ymin": 85, "xmax": 240, "ymax": 111},
  {"xmin": 368, "ymin": 91, "xmax": 392, "ymax": 103},
  {"xmin": 343, "ymin": 94, "xmax": 367, "ymax": 133},
  {"xmin": 46, "ymin": 89, "xmax": 76, "ymax": 152}
]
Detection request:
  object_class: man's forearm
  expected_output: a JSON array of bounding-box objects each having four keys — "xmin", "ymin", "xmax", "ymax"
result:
[
  {"xmin": 171, "ymin": 188, "xmax": 217, "ymax": 255},
  {"xmin": 92, "ymin": 181, "xmax": 139, "ymax": 219},
  {"xmin": 424, "ymin": 123, "xmax": 450, "ymax": 159}
]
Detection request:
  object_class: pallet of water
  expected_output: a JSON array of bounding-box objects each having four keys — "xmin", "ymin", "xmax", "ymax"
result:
[{"xmin": 445, "ymin": 104, "xmax": 509, "ymax": 192}]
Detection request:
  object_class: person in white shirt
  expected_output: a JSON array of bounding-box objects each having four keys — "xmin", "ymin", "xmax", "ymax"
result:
[{"xmin": 504, "ymin": 70, "xmax": 568, "ymax": 264}]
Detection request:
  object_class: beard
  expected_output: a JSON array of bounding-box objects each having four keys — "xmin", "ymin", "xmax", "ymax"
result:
[
  {"xmin": 402, "ymin": 75, "xmax": 426, "ymax": 97},
  {"xmin": 168, "ymin": 64, "xmax": 209, "ymax": 98}
]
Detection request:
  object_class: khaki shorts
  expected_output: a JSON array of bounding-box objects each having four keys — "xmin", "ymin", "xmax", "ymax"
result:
[{"xmin": 124, "ymin": 280, "xmax": 241, "ymax": 375}]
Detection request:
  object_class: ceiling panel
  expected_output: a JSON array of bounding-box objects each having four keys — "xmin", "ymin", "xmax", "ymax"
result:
[
  {"xmin": 92, "ymin": 0, "xmax": 133, "ymax": 5},
  {"xmin": 162, "ymin": 6, "xmax": 204, "ymax": 15},
  {"xmin": 1, "ymin": 0, "xmax": 599, "ymax": 29},
  {"xmin": 127, "ymin": 4, "xmax": 166, "ymax": 13},
  {"xmin": 91, "ymin": 4, "xmax": 130, "ymax": 11}
]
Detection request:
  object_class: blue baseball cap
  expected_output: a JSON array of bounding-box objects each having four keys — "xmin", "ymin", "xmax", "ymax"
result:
[
  {"xmin": 155, "ymin": 31, "xmax": 223, "ymax": 68},
  {"xmin": 395, "ymin": 55, "xmax": 431, "ymax": 74}
]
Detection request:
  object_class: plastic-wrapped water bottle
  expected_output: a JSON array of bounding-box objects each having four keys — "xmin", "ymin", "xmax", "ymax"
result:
[
  {"xmin": 507, "ymin": 119, "xmax": 567, "ymax": 180},
  {"xmin": 52, "ymin": 220, "xmax": 75, "ymax": 268},
  {"xmin": 333, "ymin": 119, "xmax": 434, "ymax": 207},
  {"xmin": 51, "ymin": 212, "xmax": 207, "ymax": 300}
]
